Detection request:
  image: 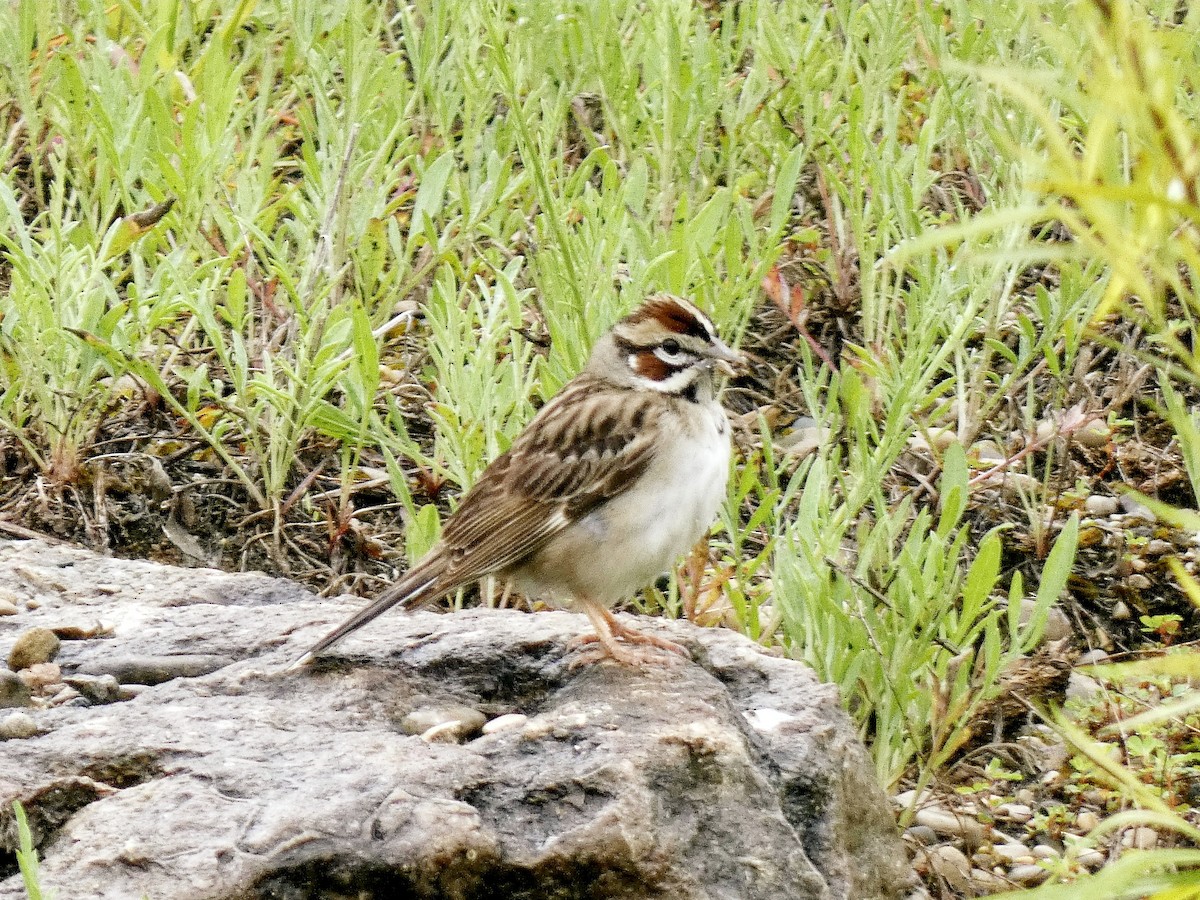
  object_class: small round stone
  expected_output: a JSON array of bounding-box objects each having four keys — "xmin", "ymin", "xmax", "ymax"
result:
[
  {"xmin": 992, "ymin": 842, "xmax": 1034, "ymax": 864},
  {"xmin": 8, "ymin": 627, "xmax": 61, "ymax": 671},
  {"xmin": 50, "ymin": 686, "xmax": 83, "ymax": 706},
  {"xmin": 1008, "ymin": 864, "xmax": 1049, "ymax": 886},
  {"xmin": 904, "ymin": 825, "xmax": 938, "ymax": 846},
  {"xmin": 18, "ymin": 663, "xmax": 62, "ymax": 693},
  {"xmin": 914, "ymin": 807, "xmax": 988, "ymax": 846},
  {"xmin": 1066, "ymin": 672, "xmax": 1103, "ymax": 703},
  {"xmin": 0, "ymin": 599, "xmax": 18, "ymax": 616},
  {"xmin": 399, "ymin": 704, "xmax": 486, "ymax": 740},
  {"xmin": 482, "ymin": 713, "xmax": 528, "ymax": 734},
  {"xmin": 64, "ymin": 674, "xmax": 121, "ymax": 705},
  {"xmin": 1075, "ymin": 810, "xmax": 1100, "ymax": 832},
  {"xmin": 996, "ymin": 803, "xmax": 1034, "ymax": 824},
  {"xmin": 0, "ymin": 711, "xmax": 38, "ymax": 739},
  {"xmin": 1122, "ymin": 827, "xmax": 1157, "ymax": 850},
  {"xmin": 1083, "ymin": 495, "xmax": 1119, "ymax": 517}
]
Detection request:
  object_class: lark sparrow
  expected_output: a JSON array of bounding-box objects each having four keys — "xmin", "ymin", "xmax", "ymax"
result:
[{"xmin": 294, "ymin": 294, "xmax": 741, "ymax": 667}]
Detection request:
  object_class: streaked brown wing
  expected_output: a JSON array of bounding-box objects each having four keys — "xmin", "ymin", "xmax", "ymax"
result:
[{"xmin": 438, "ymin": 377, "xmax": 658, "ymax": 583}]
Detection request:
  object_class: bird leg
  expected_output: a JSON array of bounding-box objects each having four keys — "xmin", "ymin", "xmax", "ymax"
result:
[{"xmin": 569, "ymin": 601, "xmax": 689, "ymax": 668}]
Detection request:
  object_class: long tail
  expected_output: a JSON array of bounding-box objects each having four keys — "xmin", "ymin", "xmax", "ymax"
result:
[{"xmin": 289, "ymin": 559, "xmax": 451, "ymax": 669}]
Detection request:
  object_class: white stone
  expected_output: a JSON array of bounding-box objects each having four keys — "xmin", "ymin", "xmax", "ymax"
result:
[{"xmin": 482, "ymin": 713, "xmax": 528, "ymax": 734}]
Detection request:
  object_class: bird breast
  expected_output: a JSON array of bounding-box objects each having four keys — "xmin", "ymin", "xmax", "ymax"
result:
[{"xmin": 513, "ymin": 398, "xmax": 731, "ymax": 606}]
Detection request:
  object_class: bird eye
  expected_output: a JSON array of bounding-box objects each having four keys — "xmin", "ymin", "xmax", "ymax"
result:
[{"xmin": 662, "ymin": 338, "xmax": 681, "ymax": 355}]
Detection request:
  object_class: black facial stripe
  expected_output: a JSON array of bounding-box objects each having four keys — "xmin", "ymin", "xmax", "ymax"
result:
[{"xmin": 613, "ymin": 335, "xmax": 639, "ymax": 355}]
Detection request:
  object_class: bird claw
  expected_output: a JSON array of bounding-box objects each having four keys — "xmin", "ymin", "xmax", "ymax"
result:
[{"xmin": 566, "ymin": 630, "xmax": 689, "ymax": 669}]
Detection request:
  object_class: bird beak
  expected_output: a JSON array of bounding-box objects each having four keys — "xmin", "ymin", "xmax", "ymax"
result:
[{"xmin": 707, "ymin": 338, "xmax": 745, "ymax": 377}]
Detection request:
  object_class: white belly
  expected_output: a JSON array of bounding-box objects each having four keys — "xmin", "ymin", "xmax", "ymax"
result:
[{"xmin": 515, "ymin": 400, "xmax": 731, "ymax": 606}]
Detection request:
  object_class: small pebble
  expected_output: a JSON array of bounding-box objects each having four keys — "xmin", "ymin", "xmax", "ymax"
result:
[
  {"xmin": 1032, "ymin": 844, "xmax": 1059, "ymax": 860},
  {"xmin": 399, "ymin": 704, "xmax": 486, "ymax": 740},
  {"xmin": 1015, "ymin": 788, "xmax": 1036, "ymax": 805},
  {"xmin": 905, "ymin": 825, "xmax": 938, "ymax": 846},
  {"xmin": 1074, "ymin": 419, "xmax": 1112, "ymax": 448},
  {"xmin": 1083, "ymin": 495, "xmax": 1119, "ymax": 517},
  {"xmin": 1041, "ymin": 770, "xmax": 1064, "ymax": 788},
  {"xmin": 64, "ymin": 674, "xmax": 121, "ymax": 705},
  {"xmin": 1111, "ymin": 601, "xmax": 1131, "ymax": 621},
  {"xmin": 778, "ymin": 421, "xmax": 829, "ymax": 459},
  {"xmin": 992, "ymin": 843, "xmax": 1034, "ymax": 864},
  {"xmin": 18, "ymin": 663, "xmax": 62, "ymax": 693},
  {"xmin": 1009, "ymin": 864, "xmax": 1049, "ymax": 886},
  {"xmin": 1066, "ymin": 672, "xmax": 1103, "ymax": 703},
  {"xmin": 1127, "ymin": 574, "xmax": 1152, "ymax": 591},
  {"xmin": 49, "ymin": 686, "xmax": 83, "ymax": 706},
  {"xmin": 1075, "ymin": 811, "xmax": 1100, "ymax": 832},
  {"xmin": 996, "ymin": 803, "xmax": 1034, "ymax": 824},
  {"xmin": 420, "ymin": 721, "xmax": 467, "ymax": 744},
  {"xmin": 915, "ymin": 807, "xmax": 989, "ymax": 846},
  {"xmin": 0, "ymin": 599, "xmax": 17, "ymax": 616},
  {"xmin": 482, "ymin": 713, "xmax": 528, "ymax": 734},
  {"xmin": 970, "ymin": 440, "xmax": 1006, "ymax": 463},
  {"xmin": 969, "ymin": 868, "xmax": 1009, "ymax": 890},
  {"xmin": 1146, "ymin": 540, "xmax": 1174, "ymax": 555},
  {"xmin": 1077, "ymin": 649, "xmax": 1109, "ymax": 665},
  {"xmin": 8, "ymin": 627, "xmax": 60, "ymax": 671},
  {"xmin": 1122, "ymin": 827, "xmax": 1157, "ymax": 850},
  {"xmin": 0, "ymin": 670, "xmax": 32, "ymax": 709},
  {"xmin": 893, "ymin": 789, "xmax": 930, "ymax": 808},
  {"xmin": 1018, "ymin": 600, "xmax": 1071, "ymax": 642},
  {"xmin": 0, "ymin": 711, "xmax": 37, "ymax": 739},
  {"xmin": 52, "ymin": 622, "xmax": 111, "ymax": 640},
  {"xmin": 922, "ymin": 845, "xmax": 972, "ymax": 893},
  {"xmin": 1119, "ymin": 495, "xmax": 1157, "ymax": 522},
  {"xmin": 1076, "ymin": 847, "xmax": 1106, "ymax": 869}
]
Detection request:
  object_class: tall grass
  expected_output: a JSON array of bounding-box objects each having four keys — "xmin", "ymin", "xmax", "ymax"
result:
[{"xmin": 0, "ymin": 0, "xmax": 1107, "ymax": 788}]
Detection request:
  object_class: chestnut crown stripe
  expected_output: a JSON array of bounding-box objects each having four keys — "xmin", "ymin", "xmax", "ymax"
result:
[{"xmin": 624, "ymin": 297, "xmax": 714, "ymax": 341}]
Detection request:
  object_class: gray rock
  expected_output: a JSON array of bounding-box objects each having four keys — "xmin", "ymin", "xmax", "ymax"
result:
[
  {"xmin": 63, "ymin": 674, "xmax": 121, "ymax": 705},
  {"xmin": 0, "ymin": 671, "xmax": 31, "ymax": 709},
  {"xmin": 0, "ymin": 538, "xmax": 909, "ymax": 900},
  {"xmin": 75, "ymin": 653, "xmax": 229, "ymax": 685},
  {"xmin": 7, "ymin": 626, "xmax": 60, "ymax": 671}
]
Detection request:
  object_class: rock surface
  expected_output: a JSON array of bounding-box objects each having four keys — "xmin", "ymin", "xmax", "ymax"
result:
[{"xmin": 0, "ymin": 538, "xmax": 909, "ymax": 900}]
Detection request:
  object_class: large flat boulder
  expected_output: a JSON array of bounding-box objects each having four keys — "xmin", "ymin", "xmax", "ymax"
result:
[{"xmin": 0, "ymin": 538, "xmax": 909, "ymax": 899}]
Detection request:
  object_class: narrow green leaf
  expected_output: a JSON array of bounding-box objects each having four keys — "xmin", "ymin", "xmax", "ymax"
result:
[
  {"xmin": 410, "ymin": 153, "xmax": 456, "ymax": 241},
  {"xmin": 937, "ymin": 440, "xmax": 968, "ymax": 538},
  {"xmin": 770, "ymin": 146, "xmax": 806, "ymax": 234}
]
